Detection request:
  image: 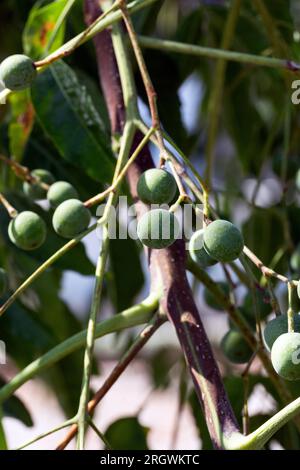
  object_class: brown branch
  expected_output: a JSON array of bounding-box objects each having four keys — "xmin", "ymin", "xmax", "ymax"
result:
[
  {"xmin": 82, "ymin": 0, "xmax": 241, "ymax": 449},
  {"xmin": 56, "ymin": 314, "xmax": 165, "ymax": 449}
]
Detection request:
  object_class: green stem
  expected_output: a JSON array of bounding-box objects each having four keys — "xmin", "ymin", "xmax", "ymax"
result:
[
  {"xmin": 0, "ymin": 294, "xmax": 159, "ymax": 404},
  {"xmin": 138, "ymin": 36, "xmax": 299, "ymax": 71},
  {"xmin": 187, "ymin": 257, "xmax": 300, "ymax": 417},
  {"xmin": 227, "ymin": 396, "xmax": 300, "ymax": 450},
  {"xmin": 16, "ymin": 418, "xmax": 76, "ymax": 450},
  {"xmin": 0, "ymin": 0, "xmax": 159, "ymax": 104},
  {"xmin": 287, "ymin": 281, "xmax": 296, "ymax": 333},
  {"xmin": 0, "ymin": 223, "xmax": 97, "ymax": 317},
  {"xmin": 86, "ymin": 416, "xmax": 112, "ymax": 449},
  {"xmin": 205, "ymin": 0, "xmax": 241, "ymax": 187},
  {"xmin": 76, "ymin": 225, "xmax": 110, "ymax": 449},
  {"xmin": 76, "ymin": 121, "xmax": 135, "ymax": 449},
  {"xmin": 45, "ymin": 0, "xmax": 77, "ymax": 54},
  {"xmin": 111, "ymin": 21, "xmax": 139, "ymax": 120}
]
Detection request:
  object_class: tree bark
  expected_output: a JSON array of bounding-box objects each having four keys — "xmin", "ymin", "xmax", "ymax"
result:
[{"xmin": 84, "ymin": 0, "xmax": 240, "ymax": 448}]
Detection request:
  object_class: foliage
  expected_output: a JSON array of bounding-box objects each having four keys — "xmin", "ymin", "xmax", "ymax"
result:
[{"xmin": 0, "ymin": 0, "xmax": 300, "ymax": 452}]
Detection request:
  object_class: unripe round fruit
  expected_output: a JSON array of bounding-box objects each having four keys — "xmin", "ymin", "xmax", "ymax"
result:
[
  {"xmin": 52, "ymin": 199, "xmax": 91, "ymax": 239},
  {"xmin": 263, "ymin": 314, "xmax": 300, "ymax": 351},
  {"xmin": 271, "ymin": 332, "xmax": 300, "ymax": 381},
  {"xmin": 137, "ymin": 169, "xmax": 177, "ymax": 205},
  {"xmin": 8, "ymin": 211, "xmax": 46, "ymax": 250},
  {"xmin": 203, "ymin": 220, "xmax": 244, "ymax": 263},
  {"xmin": 203, "ymin": 282, "xmax": 229, "ymax": 311},
  {"xmin": 189, "ymin": 230, "xmax": 218, "ymax": 268},
  {"xmin": 0, "ymin": 268, "xmax": 8, "ymax": 297},
  {"xmin": 0, "ymin": 54, "xmax": 37, "ymax": 91},
  {"xmin": 23, "ymin": 169, "xmax": 55, "ymax": 200},
  {"xmin": 47, "ymin": 181, "xmax": 78, "ymax": 208},
  {"xmin": 243, "ymin": 290, "xmax": 272, "ymax": 320},
  {"xmin": 137, "ymin": 209, "xmax": 179, "ymax": 249},
  {"xmin": 221, "ymin": 329, "xmax": 252, "ymax": 364}
]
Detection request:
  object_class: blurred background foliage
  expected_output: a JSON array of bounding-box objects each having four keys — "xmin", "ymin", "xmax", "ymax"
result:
[{"xmin": 0, "ymin": 0, "xmax": 300, "ymax": 449}]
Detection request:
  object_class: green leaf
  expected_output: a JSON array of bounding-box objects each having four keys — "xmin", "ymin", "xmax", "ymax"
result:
[
  {"xmin": 149, "ymin": 346, "xmax": 179, "ymax": 389},
  {"xmin": 0, "ymin": 378, "xmax": 33, "ymax": 427},
  {"xmin": 242, "ymin": 208, "xmax": 286, "ymax": 268},
  {"xmin": 31, "ymin": 60, "xmax": 114, "ymax": 184},
  {"xmin": 108, "ymin": 235, "xmax": 144, "ymax": 311},
  {"xmin": 23, "ymin": 0, "xmax": 67, "ymax": 60},
  {"xmin": 104, "ymin": 417, "xmax": 149, "ymax": 450},
  {"xmin": 8, "ymin": 90, "xmax": 35, "ymax": 162}
]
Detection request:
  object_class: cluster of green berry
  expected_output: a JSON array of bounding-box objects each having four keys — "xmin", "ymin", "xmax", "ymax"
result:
[
  {"xmin": 136, "ymin": 168, "xmax": 179, "ymax": 249},
  {"xmin": 8, "ymin": 169, "xmax": 91, "ymax": 251},
  {"xmin": 203, "ymin": 282, "xmax": 272, "ymax": 364}
]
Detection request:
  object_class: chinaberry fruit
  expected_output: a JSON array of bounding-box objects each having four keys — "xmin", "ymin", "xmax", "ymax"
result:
[
  {"xmin": 189, "ymin": 229, "xmax": 218, "ymax": 268},
  {"xmin": 221, "ymin": 329, "xmax": 252, "ymax": 364},
  {"xmin": 137, "ymin": 208, "xmax": 179, "ymax": 249},
  {"xmin": 47, "ymin": 181, "xmax": 78, "ymax": 208},
  {"xmin": 0, "ymin": 54, "xmax": 37, "ymax": 91},
  {"xmin": 23, "ymin": 169, "xmax": 55, "ymax": 200},
  {"xmin": 271, "ymin": 332, "xmax": 300, "ymax": 381},
  {"xmin": 137, "ymin": 169, "xmax": 177, "ymax": 205},
  {"xmin": 52, "ymin": 199, "xmax": 91, "ymax": 239},
  {"xmin": 203, "ymin": 219, "xmax": 244, "ymax": 263},
  {"xmin": 263, "ymin": 314, "xmax": 300, "ymax": 351},
  {"xmin": 8, "ymin": 211, "xmax": 46, "ymax": 250}
]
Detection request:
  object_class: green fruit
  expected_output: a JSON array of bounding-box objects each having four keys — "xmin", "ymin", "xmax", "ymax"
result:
[
  {"xmin": 0, "ymin": 54, "xmax": 37, "ymax": 91},
  {"xmin": 264, "ymin": 314, "xmax": 300, "ymax": 351},
  {"xmin": 0, "ymin": 268, "xmax": 8, "ymax": 297},
  {"xmin": 52, "ymin": 199, "xmax": 91, "ymax": 239},
  {"xmin": 221, "ymin": 329, "xmax": 252, "ymax": 364},
  {"xmin": 203, "ymin": 220, "xmax": 244, "ymax": 263},
  {"xmin": 137, "ymin": 169, "xmax": 177, "ymax": 205},
  {"xmin": 23, "ymin": 169, "xmax": 55, "ymax": 200},
  {"xmin": 8, "ymin": 211, "xmax": 46, "ymax": 250},
  {"xmin": 137, "ymin": 209, "xmax": 179, "ymax": 249},
  {"xmin": 271, "ymin": 332, "xmax": 300, "ymax": 381},
  {"xmin": 189, "ymin": 230, "xmax": 218, "ymax": 268},
  {"xmin": 204, "ymin": 282, "xmax": 229, "ymax": 311},
  {"xmin": 47, "ymin": 181, "xmax": 78, "ymax": 208},
  {"xmin": 243, "ymin": 290, "xmax": 272, "ymax": 320}
]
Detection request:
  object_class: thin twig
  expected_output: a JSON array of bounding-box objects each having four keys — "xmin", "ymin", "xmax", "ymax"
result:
[
  {"xmin": 76, "ymin": 121, "xmax": 135, "ymax": 449},
  {"xmin": 0, "ymin": 193, "xmax": 18, "ymax": 218},
  {"xmin": 119, "ymin": 0, "xmax": 167, "ymax": 162},
  {"xmin": 138, "ymin": 36, "xmax": 300, "ymax": 72},
  {"xmin": 56, "ymin": 314, "xmax": 165, "ymax": 450}
]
